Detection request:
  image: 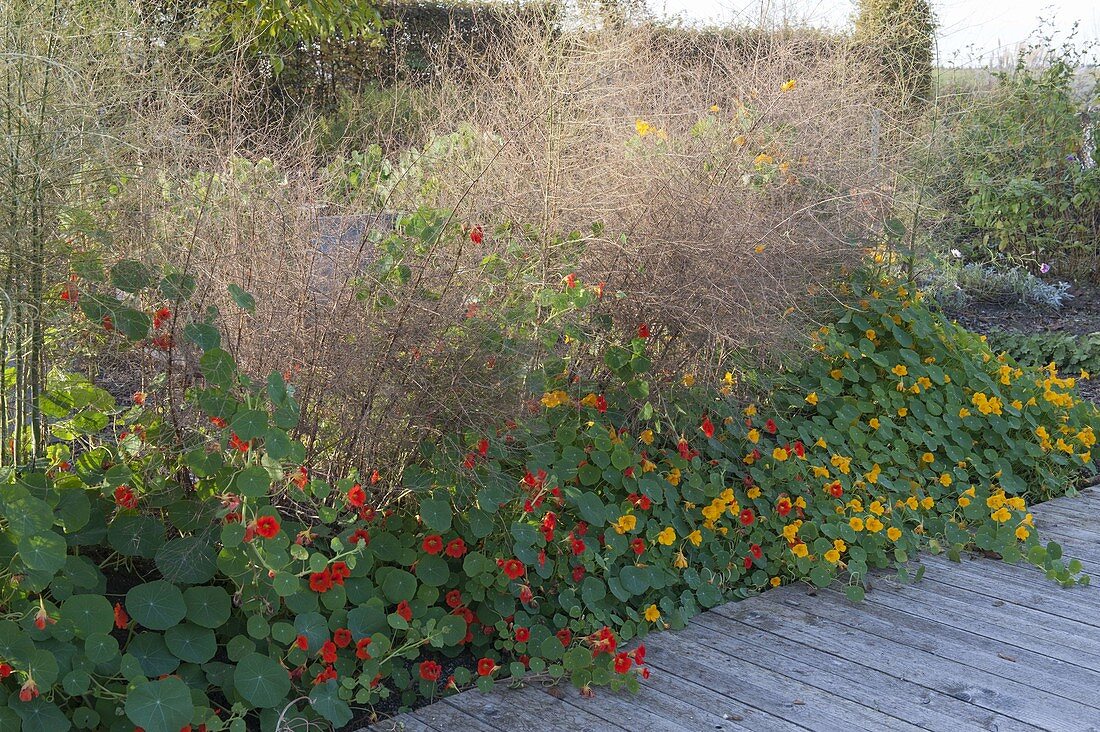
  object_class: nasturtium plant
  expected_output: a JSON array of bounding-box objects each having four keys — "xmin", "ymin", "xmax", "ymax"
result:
[{"xmin": 1, "ymin": 250, "xmax": 1096, "ymax": 731}]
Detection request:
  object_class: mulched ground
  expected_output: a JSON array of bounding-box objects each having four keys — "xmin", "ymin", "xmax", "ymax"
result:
[{"xmin": 942, "ymin": 280, "xmax": 1100, "ymax": 405}]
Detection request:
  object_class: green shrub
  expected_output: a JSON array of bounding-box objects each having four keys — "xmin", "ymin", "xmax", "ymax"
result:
[
  {"xmin": 1, "ymin": 256, "xmax": 1095, "ymax": 729},
  {"xmin": 928, "ymin": 41, "xmax": 1100, "ymax": 273},
  {"xmin": 984, "ymin": 329, "xmax": 1100, "ymax": 374}
]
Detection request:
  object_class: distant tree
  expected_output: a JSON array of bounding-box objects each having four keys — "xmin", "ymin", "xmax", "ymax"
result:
[{"xmin": 854, "ymin": 0, "xmax": 936, "ymax": 106}]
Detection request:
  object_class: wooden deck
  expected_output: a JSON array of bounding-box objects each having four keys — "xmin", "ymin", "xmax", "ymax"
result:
[{"xmin": 365, "ymin": 486, "xmax": 1100, "ymax": 732}]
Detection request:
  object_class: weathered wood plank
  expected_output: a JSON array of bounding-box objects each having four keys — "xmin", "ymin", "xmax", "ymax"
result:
[
  {"xmin": 438, "ymin": 680, "xmax": 629, "ymax": 732},
  {"xmin": 713, "ymin": 590, "xmax": 1100, "ymax": 731},
  {"xmin": 841, "ymin": 568, "xmax": 1100, "ymax": 666},
  {"xmin": 809, "ymin": 582, "xmax": 1100, "ymax": 707},
  {"xmin": 915, "ymin": 554, "xmax": 1100, "ymax": 628},
  {"xmin": 538, "ymin": 677, "xmax": 777, "ymax": 732},
  {"xmin": 683, "ymin": 609, "xmax": 1037, "ymax": 732},
  {"xmin": 643, "ymin": 627, "xmax": 925, "ymax": 731}
]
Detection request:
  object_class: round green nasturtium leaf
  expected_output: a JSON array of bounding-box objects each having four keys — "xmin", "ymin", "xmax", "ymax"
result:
[
  {"xmin": 125, "ymin": 677, "xmax": 193, "ymax": 732},
  {"xmin": 128, "ymin": 632, "xmax": 180, "ymax": 677},
  {"xmin": 18, "ymin": 530, "xmax": 67, "ymax": 574},
  {"xmin": 415, "ymin": 556, "xmax": 450, "ymax": 587},
  {"xmin": 165, "ymin": 623, "xmax": 217, "ymax": 664},
  {"xmin": 419, "ymin": 496, "xmax": 452, "ymax": 532},
  {"xmin": 379, "ymin": 568, "xmax": 417, "ymax": 603},
  {"xmin": 273, "ymin": 572, "xmax": 299, "ymax": 597},
  {"xmin": 85, "ymin": 633, "xmax": 119, "ymax": 665},
  {"xmin": 114, "ymin": 307, "xmax": 153, "ymax": 341},
  {"xmin": 309, "ymin": 680, "xmax": 353, "ymax": 727},
  {"xmin": 183, "ymin": 586, "xmax": 231, "ymax": 629},
  {"xmin": 62, "ymin": 669, "xmax": 91, "ymax": 696},
  {"xmin": 233, "ymin": 652, "xmax": 292, "ymax": 709},
  {"xmin": 246, "ymin": 614, "xmax": 270, "ymax": 640},
  {"xmin": 235, "ymin": 466, "xmax": 271, "ymax": 498},
  {"xmin": 61, "ymin": 594, "xmax": 113, "ymax": 637},
  {"xmin": 229, "ymin": 409, "xmax": 268, "ymax": 441},
  {"xmin": 108, "ymin": 514, "xmax": 166, "ymax": 558},
  {"xmin": 159, "ymin": 272, "xmax": 196, "ymax": 301},
  {"xmin": 183, "ymin": 322, "xmax": 220, "ymax": 351},
  {"xmin": 225, "ymin": 634, "xmax": 256, "ymax": 662},
  {"xmin": 126, "ymin": 580, "xmax": 186, "ymax": 630},
  {"xmin": 434, "ymin": 615, "xmax": 467, "ymax": 646},
  {"xmin": 71, "ymin": 706, "xmax": 100, "ymax": 730},
  {"xmin": 155, "ymin": 536, "xmax": 217, "ymax": 585},
  {"xmin": 111, "ymin": 259, "xmax": 154, "ymax": 293},
  {"xmin": 12, "ymin": 697, "xmax": 71, "ymax": 732}
]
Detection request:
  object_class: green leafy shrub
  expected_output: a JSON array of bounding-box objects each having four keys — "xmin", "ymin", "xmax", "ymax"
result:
[
  {"xmin": 984, "ymin": 329, "xmax": 1100, "ymax": 374},
  {"xmin": 1, "ymin": 258, "xmax": 1095, "ymax": 730},
  {"xmin": 928, "ymin": 40, "xmax": 1100, "ymax": 273}
]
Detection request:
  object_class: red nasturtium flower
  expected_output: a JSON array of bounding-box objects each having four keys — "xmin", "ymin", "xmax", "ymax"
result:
[
  {"xmin": 637, "ymin": 323, "xmax": 650, "ymax": 339},
  {"xmin": 347, "ymin": 483, "xmax": 366, "ymax": 507},
  {"xmin": 101, "ymin": 316, "xmax": 113, "ymax": 331},
  {"xmin": 152, "ymin": 306, "xmax": 171, "ymax": 329},
  {"xmin": 701, "ymin": 415, "xmax": 715, "ymax": 439},
  {"xmin": 396, "ymin": 601, "xmax": 413, "ymax": 622},
  {"xmin": 133, "ymin": 391, "xmax": 146, "ymax": 405},
  {"xmin": 295, "ymin": 635, "xmax": 309, "ymax": 651},
  {"xmin": 470, "ymin": 226, "xmax": 484, "ymax": 245},
  {"xmin": 355, "ymin": 637, "xmax": 372, "ymax": 660},
  {"xmin": 613, "ymin": 652, "xmax": 633, "ymax": 674},
  {"xmin": 445, "ymin": 590, "xmax": 464, "ymax": 609},
  {"xmin": 739, "ymin": 508, "xmax": 755, "ymax": 526},
  {"xmin": 743, "ymin": 555, "xmax": 753, "ymax": 570},
  {"xmin": 210, "ymin": 416, "xmax": 227, "ymax": 429},
  {"xmin": 228, "ymin": 433, "xmax": 249, "ymax": 452},
  {"xmin": 113, "ymin": 484, "xmax": 138, "ymax": 509},
  {"xmin": 333, "ymin": 628, "xmax": 352, "ymax": 648},
  {"xmin": 33, "ymin": 607, "xmax": 51, "ymax": 631},
  {"xmin": 595, "ymin": 394, "xmax": 608, "ymax": 413},
  {"xmin": 113, "ymin": 602, "xmax": 130, "ymax": 629},
  {"xmin": 444, "ymin": 538, "xmax": 467, "ymax": 558},
  {"xmin": 556, "ymin": 628, "xmax": 572, "ymax": 647},
  {"xmin": 18, "ymin": 679, "xmax": 38, "ymax": 702},
  {"xmin": 0, "ymin": 663, "xmax": 11, "ymax": 678},
  {"xmin": 292, "ymin": 467, "xmax": 309, "ymax": 489},
  {"xmin": 634, "ymin": 644, "xmax": 646, "ymax": 664},
  {"xmin": 828, "ymin": 481, "xmax": 843, "ymax": 498},
  {"xmin": 419, "ymin": 660, "xmax": 442, "ymax": 681},
  {"xmin": 792, "ymin": 440, "xmax": 805, "ymax": 458},
  {"xmin": 370, "ymin": 469, "xmax": 381, "ymax": 484},
  {"xmin": 630, "ymin": 538, "xmax": 645, "ymax": 555},
  {"xmin": 477, "ymin": 438, "xmax": 489, "ymax": 457},
  {"xmin": 750, "ymin": 543, "xmax": 763, "ymax": 559},
  {"xmin": 501, "ymin": 558, "xmax": 525, "ymax": 580},
  {"xmin": 350, "ymin": 529, "xmax": 371, "ymax": 545},
  {"xmin": 422, "ymin": 535, "xmax": 444, "ymax": 555},
  {"xmin": 776, "ymin": 497, "xmax": 792, "ymax": 517},
  {"xmin": 330, "ymin": 562, "xmax": 350, "ymax": 585},
  {"xmin": 477, "ymin": 658, "xmax": 496, "ymax": 676},
  {"xmin": 309, "ymin": 570, "xmax": 333, "ymax": 593},
  {"xmin": 764, "ymin": 418, "xmax": 777, "ymax": 434},
  {"xmin": 565, "ymin": 273, "xmax": 577, "ymax": 288},
  {"xmin": 320, "ymin": 641, "xmax": 338, "ymax": 664},
  {"xmin": 514, "ymin": 627, "xmax": 530, "ymax": 643},
  {"xmin": 255, "ymin": 515, "xmax": 280, "ymax": 539}
]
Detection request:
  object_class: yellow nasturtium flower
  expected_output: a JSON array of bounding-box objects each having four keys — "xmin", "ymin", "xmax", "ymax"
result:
[
  {"xmin": 656, "ymin": 527, "xmax": 676, "ymax": 546},
  {"xmin": 644, "ymin": 604, "xmax": 661, "ymax": 622},
  {"xmin": 886, "ymin": 527, "xmax": 902, "ymax": 541},
  {"xmin": 613, "ymin": 514, "xmax": 637, "ymax": 534},
  {"xmin": 791, "ymin": 543, "xmax": 809, "ymax": 558},
  {"xmin": 640, "ymin": 429, "xmax": 654, "ymax": 445},
  {"xmin": 687, "ymin": 530, "xmax": 702, "ymax": 547},
  {"xmin": 780, "ymin": 79, "xmax": 797, "ymax": 92}
]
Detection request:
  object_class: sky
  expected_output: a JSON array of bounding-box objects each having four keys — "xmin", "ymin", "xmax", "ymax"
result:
[{"xmin": 645, "ymin": 1, "xmax": 1100, "ymax": 65}]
